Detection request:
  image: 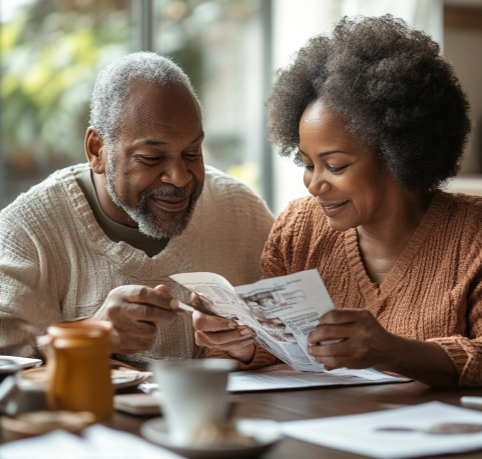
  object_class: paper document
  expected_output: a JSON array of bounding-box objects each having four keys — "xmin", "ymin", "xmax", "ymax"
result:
[
  {"xmin": 170, "ymin": 270, "xmax": 336, "ymax": 372},
  {"xmin": 0, "ymin": 355, "xmax": 42, "ymax": 369},
  {"xmin": 227, "ymin": 364, "xmax": 408, "ymax": 392},
  {"xmin": 0, "ymin": 424, "xmax": 182, "ymax": 459},
  {"xmin": 281, "ymin": 401, "xmax": 482, "ymax": 459}
]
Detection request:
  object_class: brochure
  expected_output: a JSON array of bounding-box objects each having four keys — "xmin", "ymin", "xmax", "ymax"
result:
[{"xmin": 170, "ymin": 269, "xmax": 337, "ymax": 372}]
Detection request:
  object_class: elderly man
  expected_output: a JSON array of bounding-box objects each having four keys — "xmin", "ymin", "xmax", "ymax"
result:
[{"xmin": 0, "ymin": 52, "xmax": 274, "ymax": 364}]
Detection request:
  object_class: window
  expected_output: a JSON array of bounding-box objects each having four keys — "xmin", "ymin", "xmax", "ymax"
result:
[
  {"xmin": 0, "ymin": 0, "xmax": 133, "ymax": 207},
  {"xmin": 0, "ymin": 0, "xmax": 271, "ymax": 208}
]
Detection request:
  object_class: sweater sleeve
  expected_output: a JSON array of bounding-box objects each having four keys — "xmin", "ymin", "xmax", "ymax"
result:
[
  {"xmin": 427, "ymin": 267, "xmax": 482, "ymax": 387},
  {"xmin": 0, "ymin": 209, "xmax": 62, "ymax": 357}
]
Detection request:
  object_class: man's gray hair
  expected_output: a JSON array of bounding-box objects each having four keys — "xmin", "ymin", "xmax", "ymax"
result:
[{"xmin": 89, "ymin": 52, "xmax": 200, "ymax": 146}]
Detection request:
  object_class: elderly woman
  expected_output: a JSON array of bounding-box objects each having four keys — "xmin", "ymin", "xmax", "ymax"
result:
[{"xmin": 196, "ymin": 15, "xmax": 481, "ymax": 387}]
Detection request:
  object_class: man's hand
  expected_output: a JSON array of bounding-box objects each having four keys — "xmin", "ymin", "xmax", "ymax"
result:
[
  {"xmin": 307, "ymin": 309, "xmax": 394, "ymax": 370},
  {"xmin": 89, "ymin": 284, "xmax": 178, "ymax": 355},
  {"xmin": 192, "ymin": 311, "xmax": 256, "ymax": 363}
]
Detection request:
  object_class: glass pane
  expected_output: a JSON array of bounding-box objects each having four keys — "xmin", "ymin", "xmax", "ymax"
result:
[
  {"xmin": 154, "ymin": 0, "xmax": 264, "ymax": 195},
  {"xmin": 0, "ymin": 0, "xmax": 133, "ymax": 207}
]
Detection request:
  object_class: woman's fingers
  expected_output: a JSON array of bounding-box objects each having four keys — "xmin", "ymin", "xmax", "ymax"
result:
[
  {"xmin": 306, "ymin": 309, "xmax": 394, "ymax": 370},
  {"xmin": 308, "ymin": 322, "xmax": 356, "ymax": 345},
  {"xmin": 191, "ymin": 311, "xmax": 237, "ymax": 332},
  {"xmin": 192, "ymin": 311, "xmax": 256, "ymax": 362},
  {"xmin": 190, "ymin": 292, "xmax": 201, "ymax": 307},
  {"xmin": 319, "ymin": 309, "xmax": 362, "ymax": 325},
  {"xmin": 195, "ymin": 327, "xmax": 253, "ymax": 345}
]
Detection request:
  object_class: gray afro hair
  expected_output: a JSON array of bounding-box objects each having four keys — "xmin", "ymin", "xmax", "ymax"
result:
[{"xmin": 89, "ymin": 52, "xmax": 200, "ymax": 146}]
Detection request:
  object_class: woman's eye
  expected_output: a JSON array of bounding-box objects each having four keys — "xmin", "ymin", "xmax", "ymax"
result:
[
  {"xmin": 303, "ymin": 164, "xmax": 314, "ymax": 171},
  {"xmin": 327, "ymin": 165, "xmax": 347, "ymax": 173}
]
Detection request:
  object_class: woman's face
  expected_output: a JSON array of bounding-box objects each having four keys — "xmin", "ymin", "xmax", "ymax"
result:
[{"xmin": 299, "ymin": 100, "xmax": 400, "ymax": 232}]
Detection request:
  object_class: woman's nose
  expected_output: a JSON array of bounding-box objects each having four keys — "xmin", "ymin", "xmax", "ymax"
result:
[{"xmin": 307, "ymin": 172, "xmax": 331, "ymax": 196}]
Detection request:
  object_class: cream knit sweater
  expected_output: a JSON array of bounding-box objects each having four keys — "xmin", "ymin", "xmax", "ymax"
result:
[{"xmin": 0, "ymin": 163, "xmax": 274, "ymax": 363}]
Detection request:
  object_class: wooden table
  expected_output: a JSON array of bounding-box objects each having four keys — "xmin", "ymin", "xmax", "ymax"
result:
[{"xmin": 109, "ymin": 381, "xmax": 482, "ymax": 459}]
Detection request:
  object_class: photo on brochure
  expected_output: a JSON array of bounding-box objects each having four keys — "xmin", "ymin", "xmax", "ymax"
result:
[{"xmin": 169, "ymin": 269, "xmax": 337, "ymax": 372}]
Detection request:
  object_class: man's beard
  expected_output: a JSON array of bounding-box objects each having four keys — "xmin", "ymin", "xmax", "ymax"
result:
[{"xmin": 104, "ymin": 152, "xmax": 199, "ymax": 239}]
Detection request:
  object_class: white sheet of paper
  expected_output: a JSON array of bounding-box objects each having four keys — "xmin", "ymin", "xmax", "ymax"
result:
[
  {"xmin": 227, "ymin": 364, "xmax": 408, "ymax": 392},
  {"xmin": 0, "ymin": 355, "xmax": 42, "ymax": 369},
  {"xmin": 281, "ymin": 401, "xmax": 482, "ymax": 459},
  {"xmin": 0, "ymin": 425, "xmax": 183, "ymax": 459},
  {"xmin": 84, "ymin": 425, "xmax": 182, "ymax": 458},
  {"xmin": 0, "ymin": 430, "xmax": 90, "ymax": 459}
]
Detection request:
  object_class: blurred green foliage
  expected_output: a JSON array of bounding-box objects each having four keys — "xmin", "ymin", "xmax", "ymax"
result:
[
  {"xmin": 0, "ymin": 0, "xmax": 131, "ymax": 188},
  {"xmin": 0, "ymin": 0, "xmax": 261, "ymax": 203}
]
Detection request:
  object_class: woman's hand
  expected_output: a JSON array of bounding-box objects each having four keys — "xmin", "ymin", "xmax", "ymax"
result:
[
  {"xmin": 307, "ymin": 309, "xmax": 394, "ymax": 370},
  {"xmin": 190, "ymin": 294, "xmax": 256, "ymax": 363}
]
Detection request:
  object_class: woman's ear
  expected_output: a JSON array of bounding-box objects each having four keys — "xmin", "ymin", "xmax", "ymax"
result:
[{"xmin": 85, "ymin": 127, "xmax": 108, "ymax": 174}]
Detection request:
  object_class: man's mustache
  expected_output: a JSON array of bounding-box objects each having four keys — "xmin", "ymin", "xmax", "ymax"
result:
[{"xmin": 146, "ymin": 182, "xmax": 195, "ymax": 199}]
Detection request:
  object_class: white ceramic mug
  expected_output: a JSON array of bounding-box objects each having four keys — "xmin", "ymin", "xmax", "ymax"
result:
[{"xmin": 151, "ymin": 359, "xmax": 236, "ymax": 445}]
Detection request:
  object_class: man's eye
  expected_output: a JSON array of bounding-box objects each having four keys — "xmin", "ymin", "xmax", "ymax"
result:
[
  {"xmin": 142, "ymin": 156, "xmax": 163, "ymax": 162},
  {"xmin": 184, "ymin": 151, "xmax": 202, "ymax": 160},
  {"xmin": 303, "ymin": 164, "xmax": 314, "ymax": 171}
]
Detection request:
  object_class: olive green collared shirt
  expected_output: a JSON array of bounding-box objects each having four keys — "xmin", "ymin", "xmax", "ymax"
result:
[{"xmin": 75, "ymin": 168, "xmax": 169, "ymax": 258}]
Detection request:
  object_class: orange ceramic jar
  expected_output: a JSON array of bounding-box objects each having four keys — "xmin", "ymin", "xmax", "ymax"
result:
[{"xmin": 46, "ymin": 321, "xmax": 113, "ymax": 421}]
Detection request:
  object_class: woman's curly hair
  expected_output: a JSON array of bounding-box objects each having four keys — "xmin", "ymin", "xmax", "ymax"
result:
[{"xmin": 265, "ymin": 15, "xmax": 471, "ymax": 191}]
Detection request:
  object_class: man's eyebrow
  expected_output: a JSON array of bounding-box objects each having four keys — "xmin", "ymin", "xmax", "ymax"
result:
[
  {"xmin": 143, "ymin": 132, "xmax": 205, "ymax": 147},
  {"xmin": 299, "ymin": 149, "xmax": 346, "ymax": 158},
  {"xmin": 144, "ymin": 140, "xmax": 168, "ymax": 146}
]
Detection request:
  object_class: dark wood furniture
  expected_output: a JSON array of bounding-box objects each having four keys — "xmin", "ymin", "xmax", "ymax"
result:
[{"xmin": 110, "ymin": 381, "xmax": 482, "ymax": 459}]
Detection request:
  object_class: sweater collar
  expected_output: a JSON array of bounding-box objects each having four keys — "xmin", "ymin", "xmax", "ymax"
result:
[
  {"xmin": 344, "ymin": 190, "xmax": 445, "ymax": 303},
  {"xmin": 56, "ymin": 163, "xmax": 206, "ymax": 274}
]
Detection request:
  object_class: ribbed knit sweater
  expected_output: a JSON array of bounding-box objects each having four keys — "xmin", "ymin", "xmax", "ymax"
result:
[
  {"xmin": 0, "ymin": 163, "xmax": 274, "ymax": 364},
  {"xmin": 254, "ymin": 191, "xmax": 482, "ymax": 387}
]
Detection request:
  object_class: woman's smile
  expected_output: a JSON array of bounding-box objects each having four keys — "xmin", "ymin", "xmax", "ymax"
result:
[{"xmin": 318, "ymin": 199, "xmax": 350, "ymax": 217}]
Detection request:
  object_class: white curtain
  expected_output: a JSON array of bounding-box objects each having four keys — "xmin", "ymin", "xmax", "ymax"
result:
[{"xmin": 340, "ymin": 0, "xmax": 443, "ymax": 47}]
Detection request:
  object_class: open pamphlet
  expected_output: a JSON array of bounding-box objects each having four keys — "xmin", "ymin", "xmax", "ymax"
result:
[
  {"xmin": 227, "ymin": 364, "xmax": 408, "ymax": 392},
  {"xmin": 170, "ymin": 269, "xmax": 341, "ymax": 372},
  {"xmin": 139, "ymin": 364, "xmax": 408, "ymax": 395}
]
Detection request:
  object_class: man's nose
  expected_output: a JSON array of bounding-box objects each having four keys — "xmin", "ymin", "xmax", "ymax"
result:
[{"xmin": 159, "ymin": 157, "xmax": 192, "ymax": 188}]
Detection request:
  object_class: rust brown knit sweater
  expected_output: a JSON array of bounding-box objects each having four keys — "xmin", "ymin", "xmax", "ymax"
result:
[{"xmin": 256, "ymin": 191, "xmax": 482, "ymax": 387}]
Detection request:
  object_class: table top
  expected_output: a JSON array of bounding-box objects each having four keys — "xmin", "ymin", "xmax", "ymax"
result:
[{"xmin": 108, "ymin": 380, "xmax": 482, "ymax": 459}]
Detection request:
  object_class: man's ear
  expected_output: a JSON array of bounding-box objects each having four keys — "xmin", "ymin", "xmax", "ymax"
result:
[{"xmin": 85, "ymin": 127, "xmax": 108, "ymax": 174}]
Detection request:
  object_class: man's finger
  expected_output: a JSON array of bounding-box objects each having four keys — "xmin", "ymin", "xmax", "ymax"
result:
[
  {"xmin": 116, "ymin": 285, "xmax": 178, "ymax": 310},
  {"xmin": 125, "ymin": 303, "xmax": 177, "ymax": 323},
  {"xmin": 192, "ymin": 311, "xmax": 238, "ymax": 332},
  {"xmin": 154, "ymin": 284, "xmax": 172, "ymax": 295},
  {"xmin": 115, "ymin": 318, "xmax": 157, "ymax": 336}
]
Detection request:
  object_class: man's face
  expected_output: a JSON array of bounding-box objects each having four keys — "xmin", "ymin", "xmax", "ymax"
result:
[{"xmin": 104, "ymin": 80, "xmax": 205, "ymax": 239}]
